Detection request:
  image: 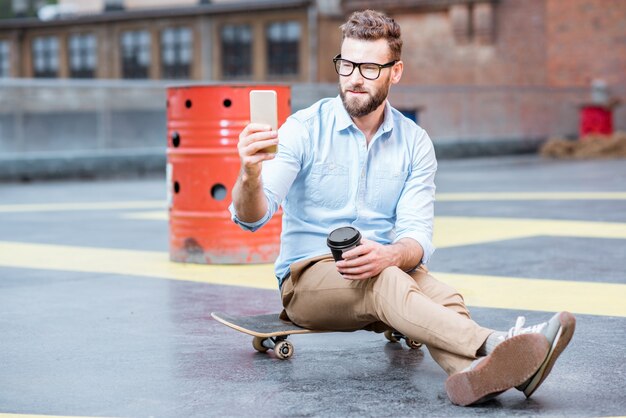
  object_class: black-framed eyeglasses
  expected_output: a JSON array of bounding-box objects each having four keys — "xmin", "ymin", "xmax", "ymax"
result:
[{"xmin": 333, "ymin": 54, "xmax": 397, "ymax": 80}]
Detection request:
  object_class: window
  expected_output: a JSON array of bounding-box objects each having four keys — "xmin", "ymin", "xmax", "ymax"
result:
[
  {"xmin": 399, "ymin": 109, "xmax": 419, "ymax": 124},
  {"xmin": 121, "ymin": 30, "xmax": 151, "ymax": 79},
  {"xmin": 69, "ymin": 33, "xmax": 97, "ymax": 78},
  {"xmin": 32, "ymin": 36, "xmax": 59, "ymax": 78},
  {"xmin": 220, "ymin": 24, "xmax": 252, "ymax": 78},
  {"xmin": 161, "ymin": 27, "xmax": 192, "ymax": 79},
  {"xmin": 0, "ymin": 40, "xmax": 9, "ymax": 78},
  {"xmin": 266, "ymin": 21, "xmax": 300, "ymax": 76}
]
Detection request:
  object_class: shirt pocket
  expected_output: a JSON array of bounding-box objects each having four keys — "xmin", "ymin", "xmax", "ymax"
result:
[
  {"xmin": 309, "ymin": 162, "xmax": 350, "ymax": 209},
  {"xmin": 369, "ymin": 169, "xmax": 409, "ymax": 214}
]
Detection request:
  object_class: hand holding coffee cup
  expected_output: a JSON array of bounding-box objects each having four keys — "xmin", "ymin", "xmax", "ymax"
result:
[{"xmin": 327, "ymin": 226, "xmax": 362, "ymax": 262}]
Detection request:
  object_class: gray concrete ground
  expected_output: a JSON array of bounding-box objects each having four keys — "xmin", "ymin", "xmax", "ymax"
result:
[{"xmin": 1, "ymin": 155, "xmax": 625, "ymax": 417}]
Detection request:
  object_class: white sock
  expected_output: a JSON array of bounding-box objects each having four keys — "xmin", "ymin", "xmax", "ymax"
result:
[{"xmin": 477, "ymin": 331, "xmax": 507, "ymax": 356}]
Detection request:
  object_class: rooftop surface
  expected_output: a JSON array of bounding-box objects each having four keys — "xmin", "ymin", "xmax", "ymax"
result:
[{"xmin": 1, "ymin": 155, "xmax": 625, "ymax": 417}]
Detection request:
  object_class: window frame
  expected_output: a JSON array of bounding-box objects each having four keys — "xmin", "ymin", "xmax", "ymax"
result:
[
  {"xmin": 0, "ymin": 39, "xmax": 10, "ymax": 78},
  {"xmin": 32, "ymin": 35, "xmax": 60, "ymax": 78},
  {"xmin": 120, "ymin": 29, "xmax": 151, "ymax": 79},
  {"xmin": 220, "ymin": 23, "xmax": 253, "ymax": 79},
  {"xmin": 68, "ymin": 32, "xmax": 97, "ymax": 79},
  {"xmin": 265, "ymin": 20, "xmax": 301, "ymax": 78},
  {"xmin": 160, "ymin": 26, "xmax": 193, "ymax": 80}
]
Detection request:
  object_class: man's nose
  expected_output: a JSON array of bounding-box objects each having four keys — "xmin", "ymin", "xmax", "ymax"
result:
[{"xmin": 349, "ymin": 67, "xmax": 365, "ymax": 84}]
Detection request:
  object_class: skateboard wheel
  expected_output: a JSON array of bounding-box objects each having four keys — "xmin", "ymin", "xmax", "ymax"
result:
[
  {"xmin": 384, "ymin": 330, "xmax": 400, "ymax": 343},
  {"xmin": 252, "ymin": 337, "xmax": 269, "ymax": 353},
  {"xmin": 405, "ymin": 338, "xmax": 422, "ymax": 350},
  {"xmin": 274, "ymin": 340, "xmax": 294, "ymax": 360}
]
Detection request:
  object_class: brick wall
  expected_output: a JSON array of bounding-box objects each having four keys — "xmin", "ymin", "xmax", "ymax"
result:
[
  {"xmin": 546, "ymin": 0, "xmax": 626, "ymax": 88},
  {"xmin": 316, "ymin": 16, "xmax": 344, "ymax": 82},
  {"xmin": 333, "ymin": 0, "xmax": 625, "ymax": 133},
  {"xmin": 388, "ymin": 0, "xmax": 547, "ymax": 86},
  {"xmin": 335, "ymin": 0, "xmax": 624, "ymax": 92}
]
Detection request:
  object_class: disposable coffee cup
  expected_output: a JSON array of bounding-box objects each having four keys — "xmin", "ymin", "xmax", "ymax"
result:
[{"xmin": 327, "ymin": 226, "xmax": 362, "ymax": 262}]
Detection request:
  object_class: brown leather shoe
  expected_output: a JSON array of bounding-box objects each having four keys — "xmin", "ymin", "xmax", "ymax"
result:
[{"xmin": 445, "ymin": 333, "xmax": 550, "ymax": 406}]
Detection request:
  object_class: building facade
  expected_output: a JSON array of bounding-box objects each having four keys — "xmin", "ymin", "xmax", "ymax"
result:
[
  {"xmin": 0, "ymin": 0, "xmax": 328, "ymax": 82},
  {"xmin": 1, "ymin": 0, "xmax": 624, "ymax": 90},
  {"xmin": 1, "ymin": 0, "xmax": 625, "ymax": 168}
]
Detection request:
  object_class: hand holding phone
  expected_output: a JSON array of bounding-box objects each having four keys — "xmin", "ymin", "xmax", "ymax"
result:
[{"xmin": 249, "ymin": 90, "xmax": 278, "ymax": 154}]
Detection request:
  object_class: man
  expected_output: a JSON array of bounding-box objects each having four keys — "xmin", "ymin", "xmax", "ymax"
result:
[{"xmin": 230, "ymin": 10, "xmax": 575, "ymax": 406}]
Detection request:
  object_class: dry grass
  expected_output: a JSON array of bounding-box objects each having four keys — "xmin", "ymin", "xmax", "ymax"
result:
[{"xmin": 540, "ymin": 132, "xmax": 626, "ymax": 159}]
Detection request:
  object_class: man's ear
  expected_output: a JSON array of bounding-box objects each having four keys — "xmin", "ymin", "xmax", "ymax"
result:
[{"xmin": 391, "ymin": 60, "xmax": 403, "ymax": 84}]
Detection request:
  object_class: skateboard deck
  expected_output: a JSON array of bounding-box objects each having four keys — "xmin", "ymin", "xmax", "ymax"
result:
[
  {"xmin": 211, "ymin": 312, "xmax": 321, "ymax": 338},
  {"xmin": 211, "ymin": 311, "xmax": 422, "ymax": 360},
  {"xmin": 211, "ymin": 311, "xmax": 322, "ymax": 359}
]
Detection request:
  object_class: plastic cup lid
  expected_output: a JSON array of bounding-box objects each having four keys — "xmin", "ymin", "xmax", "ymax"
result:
[{"xmin": 327, "ymin": 226, "xmax": 361, "ymax": 247}]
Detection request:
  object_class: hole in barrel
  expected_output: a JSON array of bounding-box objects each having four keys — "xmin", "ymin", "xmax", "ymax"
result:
[
  {"xmin": 223, "ymin": 98, "xmax": 232, "ymax": 108},
  {"xmin": 211, "ymin": 184, "xmax": 227, "ymax": 201},
  {"xmin": 174, "ymin": 181, "xmax": 180, "ymax": 194},
  {"xmin": 171, "ymin": 131, "xmax": 180, "ymax": 148},
  {"xmin": 185, "ymin": 99, "xmax": 192, "ymax": 109}
]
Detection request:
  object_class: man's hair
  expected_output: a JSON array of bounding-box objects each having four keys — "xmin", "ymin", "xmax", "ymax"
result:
[{"xmin": 340, "ymin": 10, "xmax": 402, "ymax": 60}]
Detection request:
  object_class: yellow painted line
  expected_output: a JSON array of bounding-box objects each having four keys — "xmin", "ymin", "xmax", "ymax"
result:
[
  {"xmin": 434, "ymin": 216, "xmax": 626, "ymax": 248},
  {"xmin": 124, "ymin": 213, "xmax": 626, "ymax": 249},
  {"xmin": 2, "ymin": 191, "xmax": 626, "ymax": 215},
  {"xmin": 0, "ymin": 414, "xmax": 115, "ymax": 418},
  {"xmin": 121, "ymin": 211, "xmax": 166, "ymax": 220},
  {"xmin": 0, "ymin": 201, "xmax": 164, "ymax": 213},
  {"xmin": 437, "ymin": 192, "xmax": 626, "ymax": 201},
  {"xmin": 0, "ymin": 241, "xmax": 276, "ymax": 290},
  {"xmin": 0, "ymin": 241, "xmax": 624, "ymax": 317},
  {"xmin": 437, "ymin": 272, "xmax": 626, "ymax": 317}
]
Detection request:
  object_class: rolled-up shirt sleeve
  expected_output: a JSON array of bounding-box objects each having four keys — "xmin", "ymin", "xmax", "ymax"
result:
[
  {"xmin": 229, "ymin": 197, "xmax": 273, "ymax": 232},
  {"xmin": 229, "ymin": 117, "xmax": 305, "ymax": 232},
  {"xmin": 393, "ymin": 129, "xmax": 437, "ymax": 264}
]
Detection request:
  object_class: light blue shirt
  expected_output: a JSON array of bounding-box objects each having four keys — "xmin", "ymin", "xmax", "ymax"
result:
[{"xmin": 229, "ymin": 96, "xmax": 437, "ymax": 286}]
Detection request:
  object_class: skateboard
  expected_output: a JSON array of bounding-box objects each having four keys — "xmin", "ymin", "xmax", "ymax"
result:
[{"xmin": 211, "ymin": 311, "xmax": 422, "ymax": 360}]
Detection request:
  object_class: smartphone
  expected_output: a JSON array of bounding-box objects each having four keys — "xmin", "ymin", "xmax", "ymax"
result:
[{"xmin": 249, "ymin": 90, "xmax": 278, "ymax": 154}]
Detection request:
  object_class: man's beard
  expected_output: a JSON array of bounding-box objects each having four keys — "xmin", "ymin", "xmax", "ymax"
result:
[{"xmin": 339, "ymin": 77, "xmax": 390, "ymax": 118}]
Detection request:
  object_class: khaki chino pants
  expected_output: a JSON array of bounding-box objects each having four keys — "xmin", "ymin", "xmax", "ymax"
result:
[{"xmin": 280, "ymin": 254, "xmax": 493, "ymax": 375}]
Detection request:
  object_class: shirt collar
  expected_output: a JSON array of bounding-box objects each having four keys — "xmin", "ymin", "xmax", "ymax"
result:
[
  {"xmin": 380, "ymin": 100, "xmax": 394, "ymax": 134},
  {"xmin": 333, "ymin": 95, "xmax": 353, "ymax": 132},
  {"xmin": 333, "ymin": 95, "xmax": 394, "ymax": 137}
]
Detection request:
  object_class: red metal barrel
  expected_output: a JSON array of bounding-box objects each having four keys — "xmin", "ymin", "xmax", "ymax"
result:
[
  {"xmin": 580, "ymin": 105, "xmax": 613, "ymax": 137},
  {"xmin": 167, "ymin": 85, "xmax": 290, "ymax": 264}
]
